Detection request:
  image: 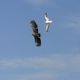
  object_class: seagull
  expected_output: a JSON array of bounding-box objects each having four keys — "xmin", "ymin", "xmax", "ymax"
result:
[{"xmin": 44, "ymin": 13, "xmax": 53, "ymax": 32}]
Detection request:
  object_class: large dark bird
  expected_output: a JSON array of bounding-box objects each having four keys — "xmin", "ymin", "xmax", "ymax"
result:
[{"xmin": 30, "ymin": 20, "xmax": 41, "ymax": 47}]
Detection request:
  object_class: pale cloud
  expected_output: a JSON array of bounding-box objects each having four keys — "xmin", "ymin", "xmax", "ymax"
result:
[
  {"xmin": 16, "ymin": 73, "xmax": 53, "ymax": 80},
  {"xmin": 0, "ymin": 72, "xmax": 54, "ymax": 80},
  {"xmin": 24, "ymin": 0, "xmax": 50, "ymax": 6},
  {"xmin": 0, "ymin": 54, "xmax": 80, "ymax": 80},
  {"xmin": 63, "ymin": 16, "xmax": 80, "ymax": 32},
  {"xmin": 68, "ymin": 16, "xmax": 80, "ymax": 28},
  {"xmin": 0, "ymin": 54, "xmax": 80, "ymax": 71}
]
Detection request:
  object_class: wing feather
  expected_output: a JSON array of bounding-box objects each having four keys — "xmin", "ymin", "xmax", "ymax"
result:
[{"xmin": 30, "ymin": 20, "xmax": 41, "ymax": 47}]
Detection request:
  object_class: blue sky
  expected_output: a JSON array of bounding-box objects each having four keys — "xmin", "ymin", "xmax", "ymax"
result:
[{"xmin": 0, "ymin": 0, "xmax": 80, "ymax": 80}]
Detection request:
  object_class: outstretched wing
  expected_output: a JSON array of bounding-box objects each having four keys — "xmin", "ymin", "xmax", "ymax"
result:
[
  {"xmin": 45, "ymin": 23, "xmax": 50, "ymax": 32},
  {"xmin": 36, "ymin": 36, "xmax": 41, "ymax": 46},
  {"xmin": 44, "ymin": 13, "xmax": 49, "ymax": 21},
  {"xmin": 30, "ymin": 20, "xmax": 41, "ymax": 47},
  {"xmin": 32, "ymin": 33, "xmax": 41, "ymax": 46}
]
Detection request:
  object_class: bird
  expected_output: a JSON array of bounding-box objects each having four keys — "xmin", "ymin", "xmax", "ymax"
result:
[
  {"xmin": 30, "ymin": 20, "xmax": 41, "ymax": 47},
  {"xmin": 44, "ymin": 13, "xmax": 53, "ymax": 32}
]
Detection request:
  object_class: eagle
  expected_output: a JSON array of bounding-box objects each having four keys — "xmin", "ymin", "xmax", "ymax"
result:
[{"xmin": 30, "ymin": 20, "xmax": 41, "ymax": 47}]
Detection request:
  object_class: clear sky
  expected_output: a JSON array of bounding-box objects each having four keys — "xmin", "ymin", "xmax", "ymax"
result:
[{"xmin": 0, "ymin": 0, "xmax": 80, "ymax": 80}]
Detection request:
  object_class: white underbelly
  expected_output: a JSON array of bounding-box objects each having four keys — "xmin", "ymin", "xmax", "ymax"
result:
[{"xmin": 45, "ymin": 20, "xmax": 52, "ymax": 24}]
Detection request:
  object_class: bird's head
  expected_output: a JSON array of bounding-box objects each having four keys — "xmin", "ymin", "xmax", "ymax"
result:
[
  {"xmin": 30, "ymin": 20, "xmax": 37, "ymax": 28},
  {"xmin": 30, "ymin": 20, "xmax": 36, "ymax": 24}
]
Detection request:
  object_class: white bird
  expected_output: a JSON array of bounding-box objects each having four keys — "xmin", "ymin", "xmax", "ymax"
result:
[{"xmin": 44, "ymin": 13, "xmax": 53, "ymax": 32}]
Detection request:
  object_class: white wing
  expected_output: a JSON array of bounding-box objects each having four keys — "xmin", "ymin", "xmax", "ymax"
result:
[
  {"xmin": 45, "ymin": 23, "xmax": 50, "ymax": 32},
  {"xmin": 44, "ymin": 13, "xmax": 49, "ymax": 21}
]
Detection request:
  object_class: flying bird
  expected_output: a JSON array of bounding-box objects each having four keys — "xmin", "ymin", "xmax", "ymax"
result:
[
  {"xmin": 30, "ymin": 20, "xmax": 41, "ymax": 47},
  {"xmin": 44, "ymin": 13, "xmax": 53, "ymax": 32}
]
